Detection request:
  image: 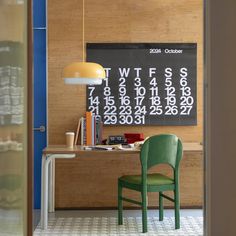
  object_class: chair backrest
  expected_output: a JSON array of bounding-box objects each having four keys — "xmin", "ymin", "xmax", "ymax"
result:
[{"xmin": 140, "ymin": 134, "xmax": 183, "ymax": 172}]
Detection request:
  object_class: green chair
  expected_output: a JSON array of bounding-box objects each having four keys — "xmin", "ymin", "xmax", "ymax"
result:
[{"xmin": 118, "ymin": 134, "xmax": 183, "ymax": 233}]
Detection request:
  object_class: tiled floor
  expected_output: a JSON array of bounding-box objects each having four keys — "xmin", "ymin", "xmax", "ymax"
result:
[{"xmin": 34, "ymin": 209, "xmax": 203, "ymax": 236}]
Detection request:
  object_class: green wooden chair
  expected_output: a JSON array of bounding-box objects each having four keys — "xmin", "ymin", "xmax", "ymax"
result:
[{"xmin": 118, "ymin": 134, "xmax": 183, "ymax": 233}]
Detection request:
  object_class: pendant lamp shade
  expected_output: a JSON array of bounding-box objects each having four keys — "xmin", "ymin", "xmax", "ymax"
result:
[
  {"xmin": 63, "ymin": 0, "xmax": 106, "ymax": 85},
  {"xmin": 63, "ymin": 62, "xmax": 106, "ymax": 85}
]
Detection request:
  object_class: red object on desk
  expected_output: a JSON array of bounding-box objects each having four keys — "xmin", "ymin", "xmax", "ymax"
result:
[{"xmin": 124, "ymin": 133, "xmax": 144, "ymax": 144}]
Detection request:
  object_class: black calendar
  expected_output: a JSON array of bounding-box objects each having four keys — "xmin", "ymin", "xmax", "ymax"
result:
[{"xmin": 86, "ymin": 43, "xmax": 197, "ymax": 126}]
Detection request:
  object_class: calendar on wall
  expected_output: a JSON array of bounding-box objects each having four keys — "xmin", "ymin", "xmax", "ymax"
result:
[{"xmin": 86, "ymin": 43, "xmax": 197, "ymax": 126}]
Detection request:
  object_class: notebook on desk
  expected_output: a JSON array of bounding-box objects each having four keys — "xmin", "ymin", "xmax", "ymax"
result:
[
  {"xmin": 82, "ymin": 144, "xmax": 138, "ymax": 151},
  {"xmin": 83, "ymin": 145, "xmax": 114, "ymax": 151}
]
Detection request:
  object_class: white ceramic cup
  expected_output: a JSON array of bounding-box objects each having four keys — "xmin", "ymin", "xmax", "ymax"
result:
[{"xmin": 65, "ymin": 132, "xmax": 75, "ymax": 148}]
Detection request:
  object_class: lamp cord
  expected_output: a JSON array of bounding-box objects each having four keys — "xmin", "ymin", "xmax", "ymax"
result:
[{"xmin": 82, "ymin": 0, "xmax": 85, "ymax": 62}]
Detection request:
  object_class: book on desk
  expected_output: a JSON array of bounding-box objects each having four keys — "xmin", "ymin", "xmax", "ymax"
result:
[{"xmin": 75, "ymin": 112, "xmax": 103, "ymax": 146}]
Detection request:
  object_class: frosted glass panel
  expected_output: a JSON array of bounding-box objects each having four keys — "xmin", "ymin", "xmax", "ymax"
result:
[{"xmin": 0, "ymin": 0, "xmax": 28, "ymax": 235}]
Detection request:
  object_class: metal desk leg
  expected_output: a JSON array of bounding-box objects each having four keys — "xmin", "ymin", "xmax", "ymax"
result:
[
  {"xmin": 48, "ymin": 159, "xmax": 55, "ymax": 213},
  {"xmin": 52, "ymin": 158, "xmax": 55, "ymax": 212},
  {"xmin": 41, "ymin": 154, "xmax": 46, "ymax": 229},
  {"xmin": 41, "ymin": 155, "xmax": 51, "ymax": 230},
  {"xmin": 41, "ymin": 154, "xmax": 76, "ymax": 230}
]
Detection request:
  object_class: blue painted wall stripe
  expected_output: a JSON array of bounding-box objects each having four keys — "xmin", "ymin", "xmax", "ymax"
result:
[
  {"xmin": 33, "ymin": 0, "xmax": 47, "ymax": 209},
  {"xmin": 33, "ymin": 0, "xmax": 46, "ymax": 28}
]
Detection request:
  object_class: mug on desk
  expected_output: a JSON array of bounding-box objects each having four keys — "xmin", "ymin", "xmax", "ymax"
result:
[{"xmin": 65, "ymin": 132, "xmax": 75, "ymax": 148}]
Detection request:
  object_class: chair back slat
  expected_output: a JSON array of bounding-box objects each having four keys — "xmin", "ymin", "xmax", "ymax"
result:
[{"xmin": 140, "ymin": 134, "xmax": 183, "ymax": 171}]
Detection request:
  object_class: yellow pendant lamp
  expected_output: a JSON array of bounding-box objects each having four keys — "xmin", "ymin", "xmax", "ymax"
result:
[{"xmin": 63, "ymin": 0, "xmax": 106, "ymax": 85}]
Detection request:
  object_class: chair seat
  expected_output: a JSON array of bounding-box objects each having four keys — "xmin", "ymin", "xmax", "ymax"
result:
[{"xmin": 119, "ymin": 173, "xmax": 174, "ymax": 186}]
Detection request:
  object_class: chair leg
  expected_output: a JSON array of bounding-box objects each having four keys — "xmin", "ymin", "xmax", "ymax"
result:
[
  {"xmin": 141, "ymin": 191, "xmax": 148, "ymax": 233},
  {"xmin": 159, "ymin": 192, "xmax": 164, "ymax": 221},
  {"xmin": 118, "ymin": 182, "xmax": 123, "ymax": 225},
  {"xmin": 174, "ymin": 188, "xmax": 180, "ymax": 229}
]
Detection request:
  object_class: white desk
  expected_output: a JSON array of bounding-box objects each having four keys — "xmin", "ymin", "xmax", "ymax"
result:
[
  {"xmin": 40, "ymin": 143, "xmax": 202, "ymax": 230},
  {"xmin": 40, "ymin": 146, "xmax": 140, "ymax": 229}
]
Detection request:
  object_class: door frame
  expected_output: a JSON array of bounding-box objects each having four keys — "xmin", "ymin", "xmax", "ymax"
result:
[{"xmin": 27, "ymin": 0, "xmax": 33, "ymax": 235}]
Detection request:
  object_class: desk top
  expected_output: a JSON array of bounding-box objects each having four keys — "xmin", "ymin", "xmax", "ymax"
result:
[{"xmin": 43, "ymin": 142, "xmax": 203, "ymax": 155}]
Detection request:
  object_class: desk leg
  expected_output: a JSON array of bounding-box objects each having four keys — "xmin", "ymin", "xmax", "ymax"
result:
[
  {"xmin": 52, "ymin": 159, "xmax": 55, "ymax": 211},
  {"xmin": 41, "ymin": 153, "xmax": 76, "ymax": 230},
  {"xmin": 41, "ymin": 154, "xmax": 46, "ymax": 229},
  {"xmin": 41, "ymin": 155, "xmax": 50, "ymax": 230},
  {"xmin": 48, "ymin": 159, "xmax": 55, "ymax": 213}
]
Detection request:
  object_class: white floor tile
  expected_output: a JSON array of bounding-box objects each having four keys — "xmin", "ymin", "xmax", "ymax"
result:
[{"xmin": 34, "ymin": 210, "xmax": 203, "ymax": 236}]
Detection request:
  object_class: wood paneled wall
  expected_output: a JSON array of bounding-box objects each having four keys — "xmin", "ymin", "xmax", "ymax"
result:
[
  {"xmin": 48, "ymin": 0, "xmax": 203, "ymax": 208},
  {"xmin": 48, "ymin": 0, "xmax": 203, "ymax": 144},
  {"xmin": 55, "ymin": 151, "xmax": 203, "ymax": 208}
]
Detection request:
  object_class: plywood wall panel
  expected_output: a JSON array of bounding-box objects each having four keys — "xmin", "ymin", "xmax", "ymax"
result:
[
  {"xmin": 55, "ymin": 151, "xmax": 203, "ymax": 208},
  {"xmin": 48, "ymin": 0, "xmax": 203, "ymax": 207},
  {"xmin": 48, "ymin": 0, "xmax": 203, "ymax": 144}
]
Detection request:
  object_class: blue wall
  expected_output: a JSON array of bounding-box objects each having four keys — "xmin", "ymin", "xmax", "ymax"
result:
[{"xmin": 33, "ymin": 0, "xmax": 47, "ymax": 209}]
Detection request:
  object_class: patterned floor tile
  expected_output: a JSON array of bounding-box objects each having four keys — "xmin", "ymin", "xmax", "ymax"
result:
[{"xmin": 34, "ymin": 216, "xmax": 203, "ymax": 236}]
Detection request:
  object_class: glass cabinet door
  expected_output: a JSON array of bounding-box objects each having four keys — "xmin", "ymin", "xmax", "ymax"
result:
[{"xmin": 0, "ymin": 0, "xmax": 32, "ymax": 235}]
